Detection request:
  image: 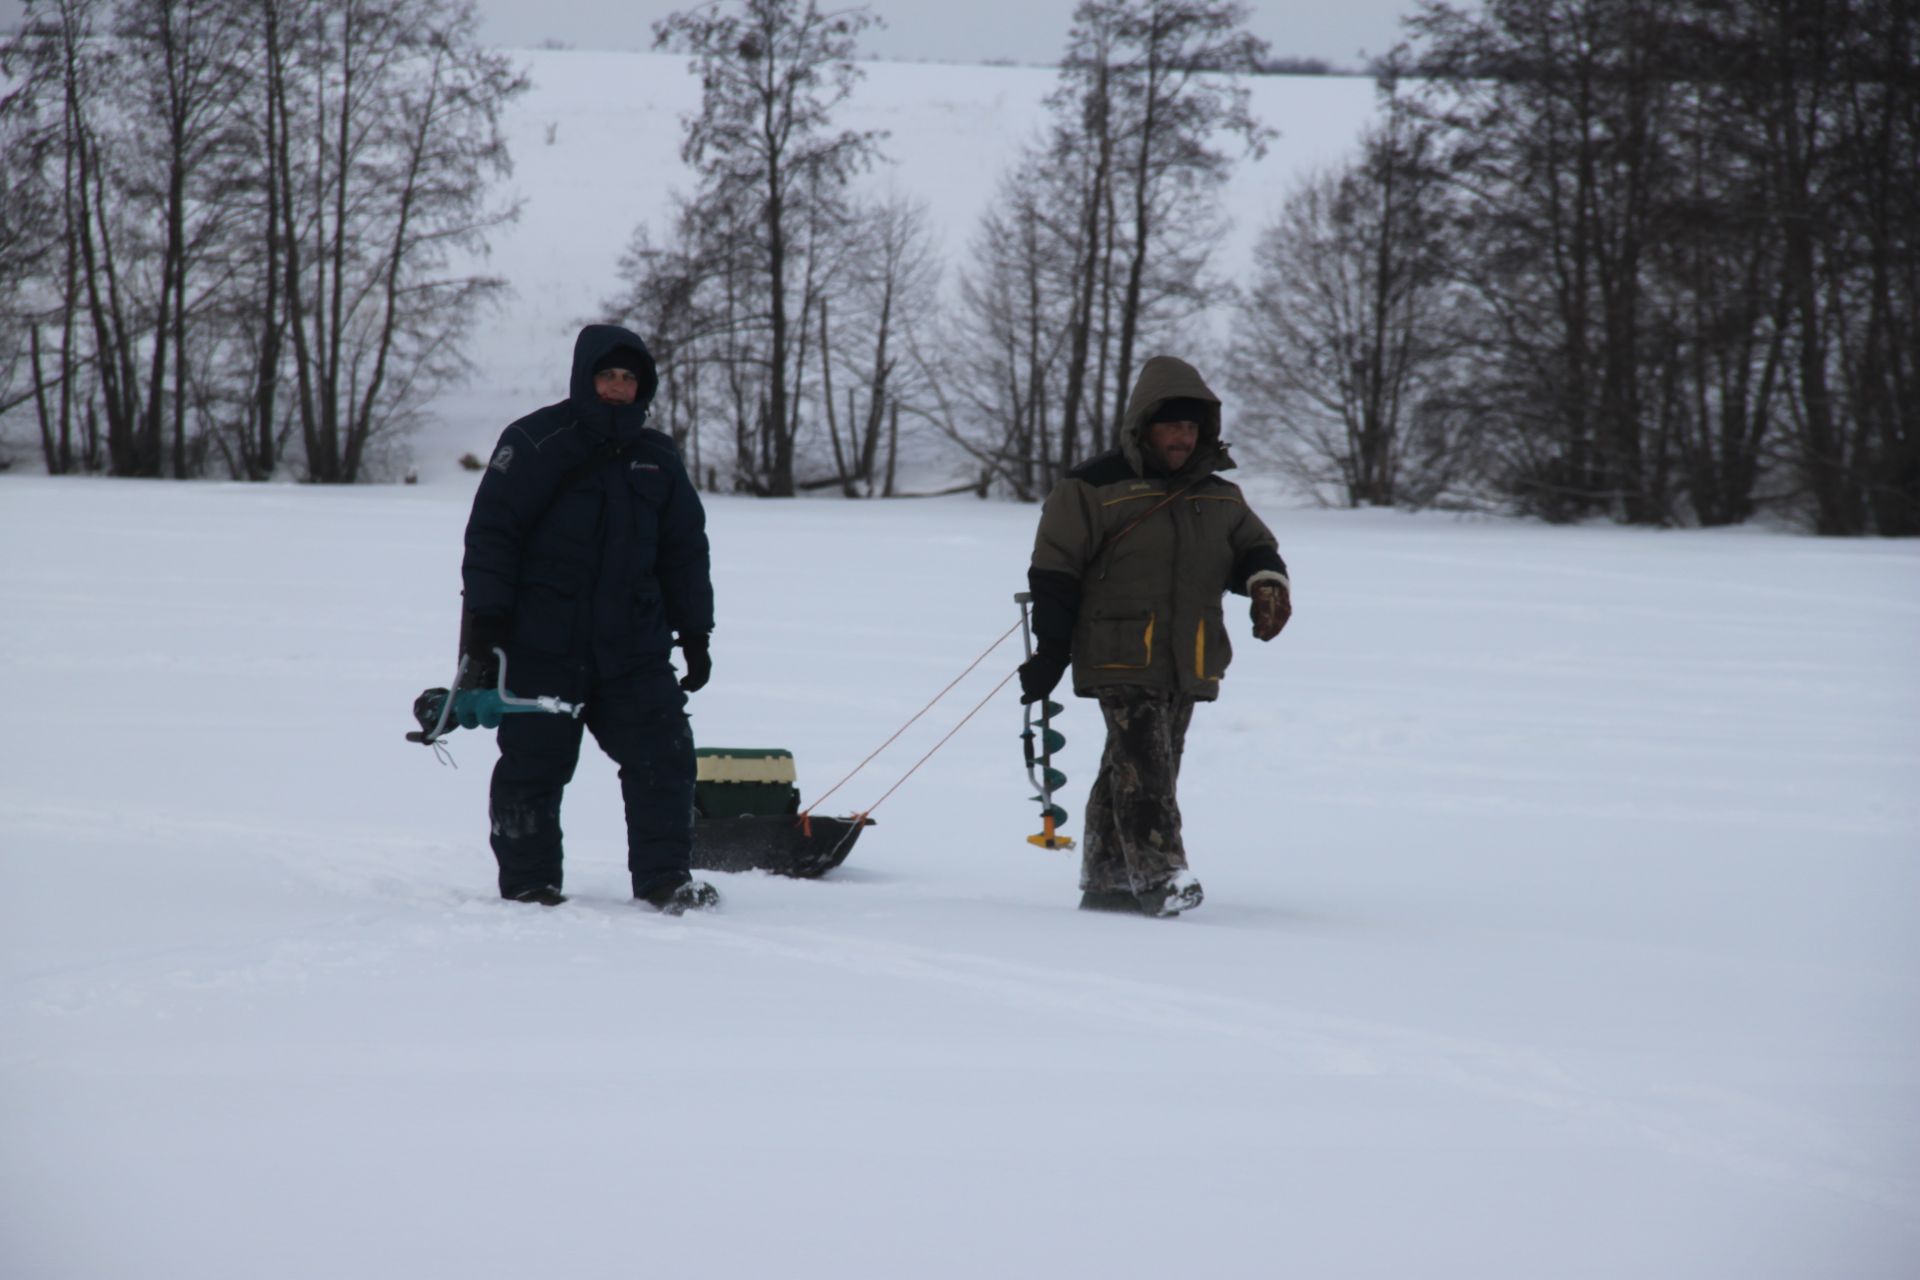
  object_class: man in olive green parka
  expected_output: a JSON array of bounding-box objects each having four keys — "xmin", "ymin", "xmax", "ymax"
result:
[{"xmin": 1019, "ymin": 356, "xmax": 1291, "ymax": 917}]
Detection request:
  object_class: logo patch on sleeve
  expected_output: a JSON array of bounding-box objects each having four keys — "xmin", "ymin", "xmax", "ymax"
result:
[{"xmin": 489, "ymin": 445, "xmax": 514, "ymax": 473}]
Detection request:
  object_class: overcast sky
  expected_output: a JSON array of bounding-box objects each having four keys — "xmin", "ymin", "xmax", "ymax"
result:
[{"xmin": 0, "ymin": 1, "xmax": 1419, "ymax": 67}]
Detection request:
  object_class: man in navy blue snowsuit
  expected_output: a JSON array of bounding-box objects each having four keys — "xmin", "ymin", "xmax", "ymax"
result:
[{"xmin": 460, "ymin": 324, "xmax": 718, "ymax": 913}]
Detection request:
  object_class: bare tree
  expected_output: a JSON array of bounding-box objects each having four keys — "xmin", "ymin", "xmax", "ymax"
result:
[
  {"xmin": 818, "ymin": 193, "xmax": 940, "ymax": 496},
  {"xmin": 1, "ymin": 0, "xmax": 524, "ymax": 483},
  {"xmin": 274, "ymin": 0, "xmax": 525, "ymax": 483},
  {"xmin": 1049, "ymin": 11, "xmax": 1119, "ymax": 475},
  {"xmin": 609, "ymin": 216, "xmax": 712, "ymax": 473},
  {"xmin": 943, "ymin": 0, "xmax": 1270, "ymax": 499},
  {"xmin": 1641, "ymin": 23, "xmax": 1792, "ymax": 528},
  {"xmin": 1744, "ymin": 0, "xmax": 1920, "ymax": 535},
  {"xmin": 1078, "ymin": 0, "xmax": 1272, "ymax": 448},
  {"xmin": 1406, "ymin": 0, "xmax": 1695, "ymax": 524},
  {"xmin": 940, "ymin": 158, "xmax": 1079, "ymax": 499},
  {"xmin": 651, "ymin": 0, "xmax": 884, "ymax": 496},
  {"xmin": 111, "ymin": 0, "xmax": 255, "ymax": 479},
  {"xmin": 1401, "ymin": 0, "xmax": 1917, "ymax": 532},
  {"xmin": 1838, "ymin": 0, "xmax": 1920, "ymax": 535},
  {"xmin": 1229, "ymin": 100, "xmax": 1473, "ymax": 508},
  {"xmin": 0, "ymin": 50, "xmax": 69, "ymax": 469},
  {"xmin": 219, "ymin": 0, "xmax": 303, "ymax": 480},
  {"xmin": 2, "ymin": 0, "xmax": 132, "ymax": 474}
]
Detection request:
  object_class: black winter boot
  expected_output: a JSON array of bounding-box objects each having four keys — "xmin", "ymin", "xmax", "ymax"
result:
[
  {"xmin": 1079, "ymin": 889, "xmax": 1145, "ymax": 914},
  {"xmin": 638, "ymin": 872, "xmax": 720, "ymax": 915},
  {"xmin": 506, "ymin": 884, "xmax": 567, "ymax": 906}
]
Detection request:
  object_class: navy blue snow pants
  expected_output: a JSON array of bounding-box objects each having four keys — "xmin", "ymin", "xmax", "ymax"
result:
[{"xmin": 488, "ymin": 652, "xmax": 694, "ymax": 900}]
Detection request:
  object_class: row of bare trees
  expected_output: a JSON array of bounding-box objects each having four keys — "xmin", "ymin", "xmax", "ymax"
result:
[
  {"xmin": 0, "ymin": 0, "xmax": 524, "ymax": 481},
  {"xmin": 605, "ymin": 0, "xmax": 1273, "ymax": 501},
  {"xmin": 604, "ymin": 0, "xmax": 961, "ymax": 499},
  {"xmin": 16, "ymin": 0, "xmax": 1905, "ymax": 535},
  {"xmin": 939, "ymin": 0, "xmax": 1271, "ymax": 499},
  {"xmin": 1230, "ymin": 0, "xmax": 1918, "ymax": 534}
]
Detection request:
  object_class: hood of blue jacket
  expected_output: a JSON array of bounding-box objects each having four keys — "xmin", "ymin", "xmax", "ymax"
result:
[{"xmin": 569, "ymin": 324, "xmax": 660, "ymax": 439}]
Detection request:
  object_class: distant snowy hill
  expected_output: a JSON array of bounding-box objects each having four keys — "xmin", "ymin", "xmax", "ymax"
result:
[{"xmin": 424, "ymin": 51, "xmax": 1380, "ymax": 481}]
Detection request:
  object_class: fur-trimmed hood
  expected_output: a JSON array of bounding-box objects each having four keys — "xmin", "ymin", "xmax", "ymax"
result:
[{"xmin": 1117, "ymin": 355, "xmax": 1237, "ymax": 478}]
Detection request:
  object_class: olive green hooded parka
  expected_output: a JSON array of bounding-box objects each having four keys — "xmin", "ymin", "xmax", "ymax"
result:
[{"xmin": 1026, "ymin": 356, "xmax": 1289, "ymax": 702}]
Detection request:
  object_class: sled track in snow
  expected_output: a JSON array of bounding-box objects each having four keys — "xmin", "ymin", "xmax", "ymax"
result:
[{"xmin": 706, "ymin": 917, "xmax": 1920, "ymax": 1219}]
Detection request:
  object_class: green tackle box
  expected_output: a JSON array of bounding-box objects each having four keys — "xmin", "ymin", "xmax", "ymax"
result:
[{"xmin": 694, "ymin": 747, "xmax": 800, "ymax": 819}]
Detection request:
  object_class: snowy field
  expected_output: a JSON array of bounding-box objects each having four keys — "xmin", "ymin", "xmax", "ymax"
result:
[
  {"xmin": 4, "ymin": 40, "xmax": 1919, "ymax": 1280},
  {"xmin": 3, "ymin": 475, "xmax": 1918, "ymax": 1278}
]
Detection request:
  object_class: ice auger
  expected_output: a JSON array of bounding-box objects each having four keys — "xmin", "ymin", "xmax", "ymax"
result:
[
  {"xmin": 1014, "ymin": 592, "xmax": 1074, "ymax": 851},
  {"xmin": 406, "ymin": 647, "xmax": 584, "ymax": 751}
]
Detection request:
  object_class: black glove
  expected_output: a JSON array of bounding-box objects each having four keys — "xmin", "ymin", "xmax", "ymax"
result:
[
  {"xmin": 458, "ymin": 609, "xmax": 508, "ymax": 691},
  {"xmin": 1018, "ymin": 643, "xmax": 1070, "ymax": 705},
  {"xmin": 677, "ymin": 632, "xmax": 712, "ymax": 692}
]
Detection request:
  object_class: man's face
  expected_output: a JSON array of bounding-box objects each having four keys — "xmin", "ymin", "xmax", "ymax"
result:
[
  {"xmin": 594, "ymin": 368, "xmax": 640, "ymax": 405},
  {"xmin": 1146, "ymin": 418, "xmax": 1200, "ymax": 472}
]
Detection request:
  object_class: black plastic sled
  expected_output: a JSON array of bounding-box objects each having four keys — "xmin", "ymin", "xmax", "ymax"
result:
[{"xmin": 692, "ymin": 748, "xmax": 872, "ymax": 879}]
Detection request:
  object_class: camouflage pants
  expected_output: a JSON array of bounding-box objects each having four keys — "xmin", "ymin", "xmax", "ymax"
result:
[{"xmin": 1080, "ymin": 688, "xmax": 1196, "ymax": 894}]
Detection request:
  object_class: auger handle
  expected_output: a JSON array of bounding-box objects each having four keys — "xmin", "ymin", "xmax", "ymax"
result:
[
  {"xmin": 1015, "ymin": 592, "xmax": 1043, "ymax": 793},
  {"xmin": 489, "ymin": 648, "xmax": 585, "ymax": 718},
  {"xmin": 409, "ymin": 648, "xmax": 584, "ymax": 748}
]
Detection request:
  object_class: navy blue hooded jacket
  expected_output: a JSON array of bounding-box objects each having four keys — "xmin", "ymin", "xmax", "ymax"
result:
[{"xmin": 461, "ymin": 325, "xmax": 713, "ymax": 675}]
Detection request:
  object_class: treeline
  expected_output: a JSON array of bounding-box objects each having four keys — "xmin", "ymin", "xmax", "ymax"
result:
[
  {"xmin": 6, "ymin": 0, "xmax": 1912, "ymax": 535},
  {"xmin": 1230, "ymin": 0, "xmax": 1919, "ymax": 534},
  {"xmin": 0, "ymin": 0, "xmax": 525, "ymax": 481},
  {"xmin": 617, "ymin": 0, "xmax": 1916, "ymax": 533},
  {"xmin": 611, "ymin": 0, "xmax": 1274, "ymax": 500}
]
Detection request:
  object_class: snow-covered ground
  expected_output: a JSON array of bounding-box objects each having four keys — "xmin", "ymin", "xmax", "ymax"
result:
[
  {"xmin": 4, "ymin": 42, "xmax": 1918, "ymax": 1280},
  {"xmin": 3, "ymin": 475, "xmax": 1917, "ymax": 1278}
]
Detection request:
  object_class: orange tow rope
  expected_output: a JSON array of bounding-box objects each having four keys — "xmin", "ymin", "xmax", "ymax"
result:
[
  {"xmin": 844, "ymin": 667, "xmax": 1020, "ymax": 825},
  {"xmin": 798, "ymin": 619, "xmax": 1024, "ymax": 837}
]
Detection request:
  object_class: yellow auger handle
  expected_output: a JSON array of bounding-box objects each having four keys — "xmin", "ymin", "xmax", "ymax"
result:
[{"xmin": 1027, "ymin": 813, "xmax": 1075, "ymax": 851}]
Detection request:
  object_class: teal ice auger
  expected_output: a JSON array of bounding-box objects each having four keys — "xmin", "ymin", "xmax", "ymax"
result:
[
  {"xmin": 1014, "ymin": 592, "xmax": 1074, "ymax": 851},
  {"xmin": 407, "ymin": 647, "xmax": 584, "ymax": 752}
]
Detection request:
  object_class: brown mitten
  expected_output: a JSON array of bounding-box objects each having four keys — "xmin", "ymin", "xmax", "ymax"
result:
[{"xmin": 1250, "ymin": 580, "xmax": 1291, "ymax": 641}]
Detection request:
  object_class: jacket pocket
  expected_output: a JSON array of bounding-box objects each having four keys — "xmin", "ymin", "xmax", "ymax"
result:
[
  {"xmin": 514, "ymin": 560, "xmax": 583, "ymax": 654},
  {"xmin": 1197, "ymin": 607, "xmax": 1232, "ymax": 682},
  {"xmin": 627, "ymin": 464, "xmax": 670, "ymax": 508},
  {"xmin": 1086, "ymin": 607, "xmax": 1155, "ymax": 670},
  {"xmin": 628, "ymin": 583, "xmax": 667, "ymax": 648}
]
